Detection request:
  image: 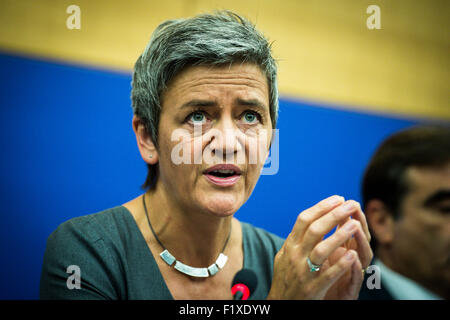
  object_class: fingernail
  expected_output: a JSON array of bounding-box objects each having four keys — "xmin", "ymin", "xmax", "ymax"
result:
[
  {"xmin": 328, "ymin": 195, "xmax": 343, "ymax": 206},
  {"xmin": 342, "ymin": 201, "xmax": 355, "ymax": 212},
  {"xmin": 345, "ymin": 251, "xmax": 355, "ymax": 261},
  {"xmin": 344, "ymin": 221, "xmax": 355, "ymax": 232}
]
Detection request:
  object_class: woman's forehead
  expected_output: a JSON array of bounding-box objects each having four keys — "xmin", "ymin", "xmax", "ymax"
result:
[{"xmin": 162, "ymin": 63, "xmax": 269, "ymax": 108}]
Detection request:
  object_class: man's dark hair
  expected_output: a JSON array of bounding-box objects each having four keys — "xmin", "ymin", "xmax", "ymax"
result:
[{"xmin": 362, "ymin": 125, "xmax": 450, "ymax": 250}]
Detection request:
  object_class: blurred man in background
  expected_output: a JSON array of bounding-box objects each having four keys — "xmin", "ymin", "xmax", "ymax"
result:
[{"xmin": 359, "ymin": 125, "xmax": 450, "ymax": 300}]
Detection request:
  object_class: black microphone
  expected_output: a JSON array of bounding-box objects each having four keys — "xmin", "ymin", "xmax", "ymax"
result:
[{"xmin": 231, "ymin": 269, "xmax": 258, "ymax": 300}]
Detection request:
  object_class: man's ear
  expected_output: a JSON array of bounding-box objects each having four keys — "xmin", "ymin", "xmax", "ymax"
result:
[
  {"xmin": 365, "ymin": 199, "xmax": 395, "ymax": 246},
  {"xmin": 132, "ymin": 115, "xmax": 158, "ymax": 165}
]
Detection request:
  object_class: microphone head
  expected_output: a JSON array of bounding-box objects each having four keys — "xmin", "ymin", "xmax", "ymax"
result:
[{"xmin": 231, "ymin": 269, "xmax": 258, "ymax": 294}]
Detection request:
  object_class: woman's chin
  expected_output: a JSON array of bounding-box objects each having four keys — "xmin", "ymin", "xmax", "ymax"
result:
[{"xmin": 201, "ymin": 193, "xmax": 242, "ymax": 217}]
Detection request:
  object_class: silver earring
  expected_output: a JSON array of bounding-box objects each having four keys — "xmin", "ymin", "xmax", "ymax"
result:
[{"xmin": 149, "ymin": 154, "xmax": 153, "ymax": 158}]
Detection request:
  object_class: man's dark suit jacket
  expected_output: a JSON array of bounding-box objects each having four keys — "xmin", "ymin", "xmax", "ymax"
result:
[{"xmin": 358, "ymin": 257, "xmax": 394, "ymax": 300}]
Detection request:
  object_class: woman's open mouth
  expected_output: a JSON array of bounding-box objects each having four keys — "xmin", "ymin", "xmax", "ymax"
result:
[{"xmin": 203, "ymin": 164, "xmax": 242, "ymax": 187}]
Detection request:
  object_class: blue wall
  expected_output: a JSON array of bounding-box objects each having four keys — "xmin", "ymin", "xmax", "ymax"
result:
[{"xmin": 0, "ymin": 52, "xmax": 421, "ymax": 299}]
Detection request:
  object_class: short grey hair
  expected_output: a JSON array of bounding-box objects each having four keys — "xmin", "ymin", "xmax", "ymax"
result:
[{"xmin": 131, "ymin": 10, "xmax": 279, "ymax": 190}]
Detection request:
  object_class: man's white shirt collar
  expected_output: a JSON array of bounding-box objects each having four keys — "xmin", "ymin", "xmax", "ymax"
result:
[{"xmin": 374, "ymin": 257, "xmax": 443, "ymax": 300}]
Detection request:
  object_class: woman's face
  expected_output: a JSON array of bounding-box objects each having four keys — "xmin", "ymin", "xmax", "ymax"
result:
[{"xmin": 155, "ymin": 63, "xmax": 272, "ymax": 218}]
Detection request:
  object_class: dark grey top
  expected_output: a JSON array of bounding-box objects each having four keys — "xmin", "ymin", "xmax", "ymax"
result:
[{"xmin": 40, "ymin": 206, "xmax": 284, "ymax": 300}]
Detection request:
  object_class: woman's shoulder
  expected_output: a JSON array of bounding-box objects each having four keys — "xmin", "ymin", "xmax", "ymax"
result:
[
  {"xmin": 240, "ymin": 221, "xmax": 285, "ymax": 254},
  {"xmin": 43, "ymin": 206, "xmax": 139, "ymax": 271},
  {"xmin": 40, "ymin": 206, "xmax": 136, "ymax": 299},
  {"xmin": 49, "ymin": 206, "xmax": 134, "ymax": 244},
  {"xmin": 238, "ymin": 221, "xmax": 285, "ymax": 299}
]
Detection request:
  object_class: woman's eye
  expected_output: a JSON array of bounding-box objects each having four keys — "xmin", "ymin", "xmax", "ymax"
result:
[
  {"xmin": 242, "ymin": 111, "xmax": 260, "ymax": 124},
  {"xmin": 189, "ymin": 111, "xmax": 207, "ymax": 124}
]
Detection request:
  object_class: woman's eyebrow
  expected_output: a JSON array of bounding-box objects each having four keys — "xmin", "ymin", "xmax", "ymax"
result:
[
  {"xmin": 179, "ymin": 100, "xmax": 218, "ymax": 109},
  {"xmin": 235, "ymin": 98, "xmax": 268, "ymax": 111},
  {"xmin": 179, "ymin": 98, "xmax": 268, "ymax": 111}
]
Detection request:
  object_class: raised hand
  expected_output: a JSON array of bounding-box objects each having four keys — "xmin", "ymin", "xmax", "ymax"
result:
[{"xmin": 267, "ymin": 195, "xmax": 373, "ymax": 300}]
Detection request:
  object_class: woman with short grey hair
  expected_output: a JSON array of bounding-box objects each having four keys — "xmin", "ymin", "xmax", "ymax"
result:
[{"xmin": 40, "ymin": 11, "xmax": 372, "ymax": 300}]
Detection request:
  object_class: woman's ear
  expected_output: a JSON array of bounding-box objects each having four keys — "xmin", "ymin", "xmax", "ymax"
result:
[
  {"xmin": 132, "ymin": 115, "xmax": 159, "ymax": 165},
  {"xmin": 365, "ymin": 199, "xmax": 395, "ymax": 246}
]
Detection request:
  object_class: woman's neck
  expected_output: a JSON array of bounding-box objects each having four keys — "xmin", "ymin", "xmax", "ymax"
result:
[{"xmin": 144, "ymin": 185, "xmax": 233, "ymax": 267}]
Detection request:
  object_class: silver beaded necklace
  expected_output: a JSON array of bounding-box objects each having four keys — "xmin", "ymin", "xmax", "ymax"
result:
[{"xmin": 142, "ymin": 195, "xmax": 231, "ymax": 278}]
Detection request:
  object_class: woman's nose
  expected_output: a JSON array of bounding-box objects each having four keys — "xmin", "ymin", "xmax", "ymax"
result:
[{"xmin": 206, "ymin": 118, "xmax": 244, "ymax": 160}]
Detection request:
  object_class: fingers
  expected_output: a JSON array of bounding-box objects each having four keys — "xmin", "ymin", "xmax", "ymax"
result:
[
  {"xmin": 309, "ymin": 219, "xmax": 359, "ymax": 266},
  {"xmin": 315, "ymin": 249, "xmax": 358, "ymax": 293},
  {"xmin": 333, "ymin": 202, "xmax": 372, "ymax": 268},
  {"xmin": 300, "ymin": 200, "xmax": 360, "ymax": 254},
  {"xmin": 353, "ymin": 225, "xmax": 374, "ymax": 268},
  {"xmin": 272, "ymin": 197, "xmax": 370, "ymax": 300},
  {"xmin": 288, "ymin": 195, "xmax": 345, "ymax": 243},
  {"xmin": 309, "ymin": 216, "xmax": 373, "ymax": 269},
  {"xmin": 348, "ymin": 202, "xmax": 371, "ymax": 243},
  {"xmin": 347, "ymin": 255, "xmax": 364, "ymax": 299}
]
